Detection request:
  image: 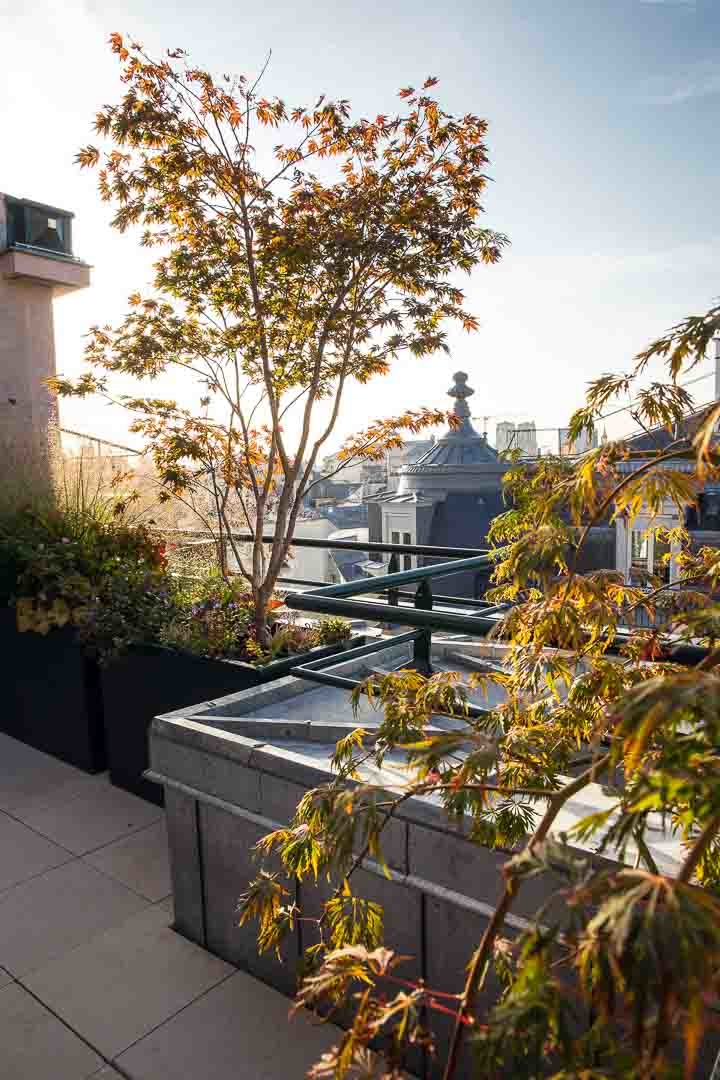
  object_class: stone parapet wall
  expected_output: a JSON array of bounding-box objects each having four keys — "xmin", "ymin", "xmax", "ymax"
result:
[{"xmin": 148, "ymin": 658, "xmax": 720, "ymax": 1077}]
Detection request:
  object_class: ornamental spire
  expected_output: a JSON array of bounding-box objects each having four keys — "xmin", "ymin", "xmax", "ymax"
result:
[{"xmin": 448, "ymin": 371, "xmax": 474, "ymax": 420}]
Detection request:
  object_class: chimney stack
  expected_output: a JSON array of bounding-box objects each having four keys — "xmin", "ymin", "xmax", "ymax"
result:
[{"xmin": 0, "ymin": 192, "xmax": 90, "ymax": 507}]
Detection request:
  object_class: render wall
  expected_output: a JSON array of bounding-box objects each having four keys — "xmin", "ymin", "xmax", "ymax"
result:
[{"xmin": 0, "ymin": 272, "xmax": 58, "ymax": 504}]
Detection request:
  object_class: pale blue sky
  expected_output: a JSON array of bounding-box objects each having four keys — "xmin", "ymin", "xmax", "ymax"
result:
[{"xmin": 2, "ymin": 0, "xmax": 718, "ymax": 450}]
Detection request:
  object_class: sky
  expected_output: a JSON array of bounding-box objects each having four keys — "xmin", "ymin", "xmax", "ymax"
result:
[{"xmin": 1, "ymin": 0, "xmax": 719, "ymax": 453}]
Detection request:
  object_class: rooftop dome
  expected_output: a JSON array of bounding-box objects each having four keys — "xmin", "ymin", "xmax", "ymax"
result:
[
  {"xmin": 394, "ymin": 370, "xmax": 508, "ymax": 498},
  {"xmin": 413, "ymin": 371, "xmax": 500, "ymax": 467}
]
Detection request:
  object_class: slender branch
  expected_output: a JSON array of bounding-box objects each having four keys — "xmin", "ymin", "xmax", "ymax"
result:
[
  {"xmin": 678, "ymin": 812, "xmax": 720, "ymax": 883},
  {"xmin": 442, "ymin": 752, "xmax": 611, "ymax": 1080},
  {"xmin": 559, "ymin": 439, "xmax": 694, "ymax": 607}
]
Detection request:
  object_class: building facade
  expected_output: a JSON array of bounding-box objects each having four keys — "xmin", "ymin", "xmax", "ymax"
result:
[
  {"xmin": 367, "ymin": 372, "xmax": 510, "ymax": 598},
  {"xmin": 0, "ymin": 192, "xmax": 90, "ymax": 506}
]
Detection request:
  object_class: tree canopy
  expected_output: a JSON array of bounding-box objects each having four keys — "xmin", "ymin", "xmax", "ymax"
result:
[{"xmin": 56, "ymin": 35, "xmax": 507, "ymax": 641}]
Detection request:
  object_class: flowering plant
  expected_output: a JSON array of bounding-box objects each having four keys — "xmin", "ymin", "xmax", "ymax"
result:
[
  {"xmin": 0, "ymin": 506, "xmax": 171, "ymax": 660},
  {"xmin": 159, "ymin": 575, "xmax": 260, "ymax": 659},
  {"xmin": 160, "ymin": 575, "xmax": 352, "ymax": 664}
]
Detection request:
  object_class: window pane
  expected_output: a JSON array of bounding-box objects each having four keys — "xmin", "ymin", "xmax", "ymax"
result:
[
  {"xmin": 653, "ymin": 535, "xmax": 671, "ymax": 583},
  {"xmin": 7, "ymin": 200, "xmax": 25, "ymax": 246},
  {"xmin": 630, "ymin": 531, "xmax": 648, "ymax": 566},
  {"xmin": 403, "ymin": 532, "xmax": 412, "ymax": 545},
  {"xmin": 403, "ymin": 555, "xmax": 412, "ymax": 571},
  {"xmin": 391, "ymin": 531, "xmax": 400, "ymax": 544},
  {"xmin": 25, "ymin": 207, "xmax": 68, "ymax": 253}
]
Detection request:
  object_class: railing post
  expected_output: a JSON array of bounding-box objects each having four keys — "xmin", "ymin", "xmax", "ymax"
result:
[
  {"xmin": 387, "ymin": 552, "xmax": 400, "ymax": 609},
  {"xmin": 413, "ymin": 578, "xmax": 433, "ymax": 675}
]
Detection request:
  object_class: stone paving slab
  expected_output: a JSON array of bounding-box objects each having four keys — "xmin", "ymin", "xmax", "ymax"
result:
[
  {"xmin": 84, "ymin": 819, "xmax": 172, "ymax": 902},
  {"xmin": 0, "ymin": 809, "xmax": 73, "ymax": 891},
  {"xmin": 25, "ymin": 903, "xmax": 234, "ymax": 1060},
  {"xmin": 0, "ymin": 859, "xmax": 149, "ymax": 977},
  {"xmin": 0, "ymin": 982, "xmax": 103, "ymax": 1079},
  {"xmin": 0, "ymin": 732, "xmax": 356, "ymax": 1080},
  {"xmin": 14, "ymin": 774, "xmax": 162, "ymax": 855},
  {"xmin": 116, "ymin": 969, "xmax": 342, "ymax": 1079},
  {"xmin": 0, "ymin": 732, "xmax": 90, "ymax": 813}
]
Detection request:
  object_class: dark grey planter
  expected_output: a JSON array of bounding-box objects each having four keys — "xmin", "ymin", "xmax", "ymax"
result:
[
  {"xmin": 1, "ymin": 607, "xmax": 106, "ymax": 772},
  {"xmin": 147, "ymin": 637, "xmax": 719, "ymax": 1079},
  {"xmin": 101, "ymin": 636, "xmax": 363, "ymax": 806}
]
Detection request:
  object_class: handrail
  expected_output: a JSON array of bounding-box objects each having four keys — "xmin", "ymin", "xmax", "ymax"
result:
[
  {"xmin": 290, "ymin": 554, "xmax": 492, "ymax": 599},
  {"xmin": 167, "ymin": 529, "xmax": 488, "ymax": 560},
  {"xmin": 292, "ymin": 630, "xmax": 420, "ymax": 673},
  {"xmin": 286, "ymin": 592, "xmax": 506, "ymax": 636}
]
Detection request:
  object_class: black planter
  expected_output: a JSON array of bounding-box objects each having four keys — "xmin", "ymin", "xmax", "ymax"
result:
[
  {"xmin": 100, "ymin": 646, "xmax": 262, "ymax": 806},
  {"xmin": 1, "ymin": 607, "xmax": 106, "ymax": 772},
  {"xmin": 101, "ymin": 638, "xmax": 361, "ymax": 807}
]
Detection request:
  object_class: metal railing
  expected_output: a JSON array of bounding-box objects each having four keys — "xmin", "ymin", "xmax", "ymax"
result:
[
  {"xmin": 220, "ymin": 533, "xmax": 499, "ymax": 679},
  {"xmin": 173, "ymin": 532, "xmax": 710, "ymax": 686}
]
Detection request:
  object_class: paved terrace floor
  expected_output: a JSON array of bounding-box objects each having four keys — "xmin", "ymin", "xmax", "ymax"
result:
[{"xmin": 0, "ymin": 732, "xmax": 341, "ymax": 1079}]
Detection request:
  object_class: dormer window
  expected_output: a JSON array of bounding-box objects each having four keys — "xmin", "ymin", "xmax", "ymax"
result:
[{"xmin": 3, "ymin": 195, "xmax": 73, "ymax": 258}]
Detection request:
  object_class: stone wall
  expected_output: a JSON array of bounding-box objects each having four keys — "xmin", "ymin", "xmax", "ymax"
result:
[{"xmin": 148, "ymin": 664, "xmax": 720, "ymax": 1078}]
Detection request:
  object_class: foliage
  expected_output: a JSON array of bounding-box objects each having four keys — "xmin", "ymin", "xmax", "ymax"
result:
[
  {"xmin": 238, "ymin": 303, "xmax": 720, "ymax": 1078},
  {"xmin": 158, "ymin": 573, "xmax": 260, "ymax": 659},
  {"xmin": 56, "ymin": 35, "xmax": 507, "ymax": 645},
  {"xmin": 311, "ymin": 615, "xmax": 353, "ymax": 648},
  {"xmin": 160, "ymin": 574, "xmax": 351, "ymax": 662},
  {"xmin": 0, "ymin": 464, "xmax": 170, "ymax": 661}
]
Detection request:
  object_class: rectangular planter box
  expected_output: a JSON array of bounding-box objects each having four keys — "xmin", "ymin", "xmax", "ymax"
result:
[
  {"xmin": 147, "ymin": 638, "xmax": 720, "ymax": 1079},
  {"xmin": 101, "ymin": 636, "xmax": 364, "ymax": 807},
  {"xmin": 1, "ymin": 607, "xmax": 106, "ymax": 772}
]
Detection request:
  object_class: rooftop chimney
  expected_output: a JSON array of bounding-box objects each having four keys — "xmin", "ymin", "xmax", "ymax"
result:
[{"xmin": 0, "ymin": 192, "xmax": 91, "ymax": 507}]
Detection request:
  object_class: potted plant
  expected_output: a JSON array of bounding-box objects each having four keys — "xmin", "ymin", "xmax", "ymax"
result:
[
  {"xmin": 0, "ymin": 497, "xmax": 169, "ymax": 772},
  {"xmin": 100, "ymin": 572, "xmax": 356, "ymax": 805}
]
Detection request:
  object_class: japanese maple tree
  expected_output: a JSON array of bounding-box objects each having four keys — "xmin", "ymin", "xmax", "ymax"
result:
[
  {"xmin": 57, "ymin": 34, "xmax": 507, "ymax": 644},
  {"xmin": 242, "ymin": 303, "xmax": 720, "ymax": 1077}
]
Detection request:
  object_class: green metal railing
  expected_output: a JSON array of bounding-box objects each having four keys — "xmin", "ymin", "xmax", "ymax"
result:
[{"xmin": 176, "ymin": 532, "xmax": 707, "ymax": 688}]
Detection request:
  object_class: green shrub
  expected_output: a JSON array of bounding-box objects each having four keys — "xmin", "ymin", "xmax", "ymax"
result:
[
  {"xmin": 0, "ymin": 450, "xmax": 172, "ymax": 661},
  {"xmin": 159, "ymin": 574, "xmax": 258, "ymax": 659},
  {"xmin": 0, "ymin": 505, "xmax": 171, "ymax": 661},
  {"xmin": 312, "ymin": 616, "xmax": 353, "ymax": 647}
]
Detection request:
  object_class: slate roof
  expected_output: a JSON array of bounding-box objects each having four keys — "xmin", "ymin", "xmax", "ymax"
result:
[
  {"xmin": 412, "ymin": 371, "xmax": 501, "ymax": 468},
  {"xmin": 427, "ymin": 490, "xmax": 506, "ymax": 548}
]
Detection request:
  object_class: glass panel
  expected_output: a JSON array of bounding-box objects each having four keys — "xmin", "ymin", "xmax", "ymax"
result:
[
  {"xmin": 652, "ymin": 535, "xmax": 671, "ymax": 583},
  {"xmin": 25, "ymin": 207, "xmax": 68, "ymax": 253},
  {"xmin": 6, "ymin": 200, "xmax": 25, "ymax": 246}
]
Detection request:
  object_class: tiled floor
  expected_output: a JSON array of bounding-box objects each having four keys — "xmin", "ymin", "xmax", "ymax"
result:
[{"xmin": 0, "ymin": 732, "xmax": 341, "ymax": 1079}]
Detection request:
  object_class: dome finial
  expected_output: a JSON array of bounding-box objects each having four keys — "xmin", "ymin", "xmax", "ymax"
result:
[{"xmin": 449, "ymin": 371, "xmax": 474, "ymax": 420}]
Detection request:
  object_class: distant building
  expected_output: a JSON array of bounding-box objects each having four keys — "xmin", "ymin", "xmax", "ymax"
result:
[
  {"xmin": 327, "ymin": 527, "xmax": 370, "ymax": 582},
  {"xmin": 495, "ymin": 421, "xmax": 514, "ymax": 453},
  {"xmin": 559, "ymin": 427, "xmax": 598, "ymax": 456},
  {"xmin": 495, "ymin": 421, "xmax": 538, "ymax": 456},
  {"xmin": 385, "ymin": 438, "xmax": 436, "ymax": 491},
  {"xmin": 367, "ymin": 372, "xmax": 510, "ymax": 598},
  {"xmin": 226, "ymin": 517, "xmax": 343, "ymax": 585}
]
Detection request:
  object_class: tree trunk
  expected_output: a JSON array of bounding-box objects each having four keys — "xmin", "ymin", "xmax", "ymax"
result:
[{"xmin": 252, "ymin": 584, "xmax": 272, "ymax": 652}]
